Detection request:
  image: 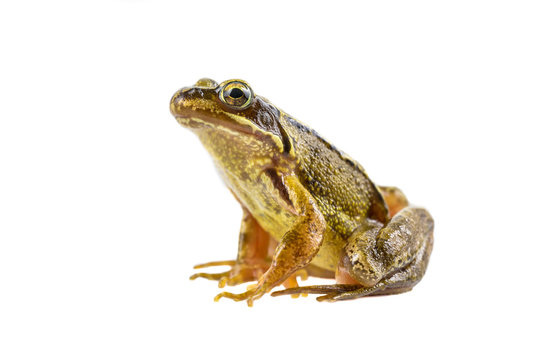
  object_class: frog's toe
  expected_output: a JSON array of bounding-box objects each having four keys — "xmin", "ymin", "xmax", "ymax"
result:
[
  {"xmin": 281, "ymin": 277, "xmax": 302, "ymax": 298},
  {"xmin": 190, "ymin": 260, "xmax": 268, "ymax": 288},
  {"xmin": 273, "ymin": 283, "xmax": 391, "ymax": 302},
  {"xmin": 190, "ymin": 271, "xmax": 230, "ymax": 281},
  {"xmin": 217, "ymin": 273, "xmax": 254, "ymax": 288},
  {"xmin": 314, "ymin": 291, "xmax": 361, "ymax": 302},
  {"xmin": 271, "ymin": 284, "xmax": 379, "ymax": 301},
  {"xmin": 281, "ymin": 269, "xmax": 310, "ymax": 298},
  {"xmin": 214, "ymin": 286, "xmax": 266, "ymax": 307},
  {"xmin": 219, "ymin": 264, "xmax": 266, "ymax": 288},
  {"xmin": 314, "ymin": 294, "xmax": 340, "ymax": 302},
  {"xmin": 193, "ymin": 260, "xmax": 236, "ymax": 269},
  {"xmin": 271, "ymin": 284, "xmax": 358, "ymax": 297},
  {"xmin": 190, "ymin": 260, "xmax": 236, "ymax": 281},
  {"xmin": 214, "ymin": 290, "xmax": 253, "ymax": 303},
  {"xmin": 315, "ymin": 284, "xmax": 385, "ymax": 302}
]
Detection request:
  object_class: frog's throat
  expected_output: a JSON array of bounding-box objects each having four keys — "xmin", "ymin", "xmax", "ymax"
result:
[{"xmin": 176, "ymin": 114, "xmax": 286, "ymax": 154}]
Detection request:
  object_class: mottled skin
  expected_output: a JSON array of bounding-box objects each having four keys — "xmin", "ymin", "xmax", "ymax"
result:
[{"xmin": 170, "ymin": 78, "xmax": 434, "ymax": 305}]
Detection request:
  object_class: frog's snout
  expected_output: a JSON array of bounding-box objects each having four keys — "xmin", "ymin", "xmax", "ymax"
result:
[
  {"xmin": 170, "ymin": 79, "xmax": 219, "ymax": 119},
  {"xmin": 170, "ymin": 88, "xmax": 188, "ymax": 118},
  {"xmin": 170, "ymin": 86, "xmax": 203, "ymax": 119}
]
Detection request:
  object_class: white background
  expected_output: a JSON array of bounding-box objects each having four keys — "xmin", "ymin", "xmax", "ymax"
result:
[{"xmin": 1, "ymin": 1, "xmax": 539, "ymax": 359}]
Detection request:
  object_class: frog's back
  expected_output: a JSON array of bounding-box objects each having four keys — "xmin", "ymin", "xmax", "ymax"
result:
[{"xmin": 282, "ymin": 115, "xmax": 388, "ymax": 238}]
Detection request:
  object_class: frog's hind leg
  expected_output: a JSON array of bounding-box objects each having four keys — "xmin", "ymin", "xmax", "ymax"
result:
[
  {"xmin": 271, "ymin": 276, "xmax": 411, "ymax": 301},
  {"xmin": 272, "ymin": 283, "xmax": 384, "ymax": 301},
  {"xmin": 378, "ymin": 185, "xmax": 409, "ymax": 218},
  {"xmin": 272, "ymin": 207, "xmax": 434, "ymax": 302}
]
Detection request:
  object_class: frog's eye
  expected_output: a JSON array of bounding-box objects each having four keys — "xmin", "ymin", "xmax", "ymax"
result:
[{"xmin": 219, "ymin": 81, "xmax": 253, "ymax": 109}]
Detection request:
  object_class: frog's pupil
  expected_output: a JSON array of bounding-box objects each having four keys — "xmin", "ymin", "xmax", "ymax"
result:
[{"xmin": 229, "ymin": 88, "xmax": 244, "ymax": 99}]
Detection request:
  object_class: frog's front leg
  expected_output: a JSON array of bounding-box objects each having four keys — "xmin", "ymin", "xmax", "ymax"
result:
[
  {"xmin": 190, "ymin": 210, "xmax": 271, "ymax": 287},
  {"xmin": 215, "ymin": 175, "xmax": 326, "ymax": 306},
  {"xmin": 273, "ymin": 207, "xmax": 434, "ymax": 302}
]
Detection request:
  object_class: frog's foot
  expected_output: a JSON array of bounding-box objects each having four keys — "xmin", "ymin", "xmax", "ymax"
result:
[
  {"xmin": 214, "ymin": 281, "xmax": 269, "ymax": 307},
  {"xmin": 213, "ymin": 266, "xmax": 307, "ymax": 306},
  {"xmin": 271, "ymin": 283, "xmax": 387, "ymax": 302},
  {"xmin": 189, "ymin": 260, "xmax": 268, "ymax": 288}
]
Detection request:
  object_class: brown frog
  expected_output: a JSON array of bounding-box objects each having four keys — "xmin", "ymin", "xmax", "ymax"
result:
[{"xmin": 170, "ymin": 78, "xmax": 434, "ymax": 305}]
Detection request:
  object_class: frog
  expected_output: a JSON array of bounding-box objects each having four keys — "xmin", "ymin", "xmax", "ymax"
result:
[{"xmin": 169, "ymin": 78, "xmax": 434, "ymax": 306}]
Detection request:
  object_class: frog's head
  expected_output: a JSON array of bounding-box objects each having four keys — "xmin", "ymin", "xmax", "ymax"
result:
[{"xmin": 170, "ymin": 78, "xmax": 291, "ymax": 154}]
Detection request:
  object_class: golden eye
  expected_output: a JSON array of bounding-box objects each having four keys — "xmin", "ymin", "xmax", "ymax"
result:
[{"xmin": 219, "ymin": 81, "xmax": 253, "ymax": 109}]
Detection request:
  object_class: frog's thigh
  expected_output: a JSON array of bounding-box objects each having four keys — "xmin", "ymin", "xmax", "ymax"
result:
[{"xmin": 339, "ymin": 207, "xmax": 434, "ymax": 294}]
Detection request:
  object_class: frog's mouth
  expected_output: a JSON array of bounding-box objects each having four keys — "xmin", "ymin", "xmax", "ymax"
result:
[
  {"xmin": 174, "ymin": 115, "xmax": 214, "ymax": 130},
  {"xmin": 173, "ymin": 110, "xmax": 258, "ymax": 137},
  {"xmin": 170, "ymin": 87, "xmax": 286, "ymax": 152}
]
